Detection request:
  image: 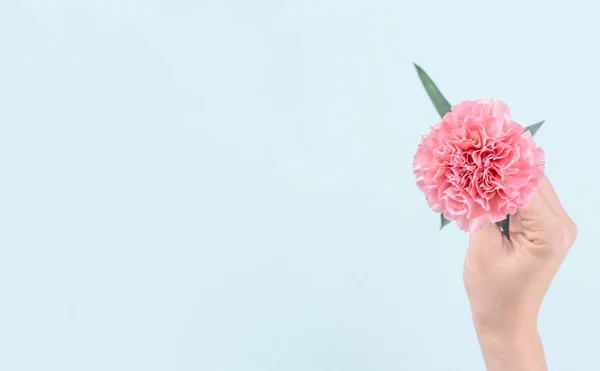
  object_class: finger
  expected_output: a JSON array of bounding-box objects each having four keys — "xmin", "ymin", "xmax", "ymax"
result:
[
  {"xmin": 516, "ymin": 181, "xmax": 555, "ymax": 223},
  {"xmin": 535, "ymin": 176, "xmax": 578, "ymax": 247},
  {"xmin": 537, "ymin": 176, "xmax": 569, "ymax": 219},
  {"xmin": 469, "ymin": 221, "xmax": 504, "ymax": 252},
  {"xmin": 508, "ymin": 211, "xmax": 524, "ymax": 234},
  {"xmin": 514, "ymin": 179, "xmax": 565, "ymax": 246}
]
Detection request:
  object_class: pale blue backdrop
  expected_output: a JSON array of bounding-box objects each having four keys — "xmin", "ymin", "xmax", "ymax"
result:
[{"xmin": 0, "ymin": 0, "xmax": 597, "ymax": 370}]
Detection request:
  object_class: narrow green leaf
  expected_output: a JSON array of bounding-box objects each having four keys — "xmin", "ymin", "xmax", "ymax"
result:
[
  {"xmin": 440, "ymin": 214, "xmax": 451, "ymax": 230},
  {"xmin": 414, "ymin": 63, "xmax": 453, "ymax": 230},
  {"xmin": 413, "ymin": 63, "xmax": 452, "ymax": 118},
  {"xmin": 499, "ymin": 215, "xmax": 510, "ymax": 241},
  {"xmin": 524, "ymin": 120, "xmax": 544, "ymax": 136}
]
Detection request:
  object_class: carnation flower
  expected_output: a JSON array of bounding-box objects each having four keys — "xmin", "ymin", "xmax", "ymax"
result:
[{"xmin": 413, "ymin": 99, "xmax": 545, "ymax": 232}]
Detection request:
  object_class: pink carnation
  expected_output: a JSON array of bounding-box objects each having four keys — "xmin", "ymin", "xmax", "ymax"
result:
[{"xmin": 413, "ymin": 99, "xmax": 545, "ymax": 232}]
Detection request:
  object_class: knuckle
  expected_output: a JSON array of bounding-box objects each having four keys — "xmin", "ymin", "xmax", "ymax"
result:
[{"xmin": 562, "ymin": 216, "xmax": 578, "ymax": 247}]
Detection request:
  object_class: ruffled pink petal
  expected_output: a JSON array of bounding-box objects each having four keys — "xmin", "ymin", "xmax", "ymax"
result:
[{"xmin": 413, "ymin": 99, "xmax": 545, "ymax": 232}]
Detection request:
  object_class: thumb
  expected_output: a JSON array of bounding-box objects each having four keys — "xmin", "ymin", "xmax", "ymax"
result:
[
  {"xmin": 515, "ymin": 179, "xmax": 554, "ymax": 224},
  {"xmin": 514, "ymin": 181, "xmax": 563, "ymax": 245},
  {"xmin": 469, "ymin": 221, "xmax": 505, "ymax": 254}
]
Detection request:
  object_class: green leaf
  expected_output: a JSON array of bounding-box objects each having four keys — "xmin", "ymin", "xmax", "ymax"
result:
[
  {"xmin": 440, "ymin": 214, "xmax": 451, "ymax": 230},
  {"xmin": 413, "ymin": 63, "xmax": 452, "ymax": 118},
  {"xmin": 414, "ymin": 63, "xmax": 453, "ymax": 230},
  {"xmin": 524, "ymin": 120, "xmax": 544, "ymax": 136},
  {"xmin": 499, "ymin": 215, "xmax": 511, "ymax": 241}
]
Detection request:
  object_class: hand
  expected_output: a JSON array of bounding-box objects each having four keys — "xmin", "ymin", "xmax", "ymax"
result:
[{"xmin": 464, "ymin": 176, "xmax": 577, "ymax": 370}]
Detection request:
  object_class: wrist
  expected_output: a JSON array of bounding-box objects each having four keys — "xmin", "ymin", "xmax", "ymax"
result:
[
  {"xmin": 473, "ymin": 315, "xmax": 538, "ymax": 338},
  {"xmin": 475, "ymin": 324, "xmax": 546, "ymax": 371},
  {"xmin": 470, "ymin": 302, "xmax": 540, "ymax": 336},
  {"xmin": 475, "ymin": 323, "xmax": 539, "ymax": 346}
]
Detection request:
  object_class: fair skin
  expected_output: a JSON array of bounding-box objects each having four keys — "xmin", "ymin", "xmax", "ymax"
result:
[{"xmin": 464, "ymin": 176, "xmax": 577, "ymax": 371}]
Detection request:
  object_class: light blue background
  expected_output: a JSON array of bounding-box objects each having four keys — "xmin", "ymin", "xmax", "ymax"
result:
[{"xmin": 0, "ymin": 0, "xmax": 597, "ymax": 370}]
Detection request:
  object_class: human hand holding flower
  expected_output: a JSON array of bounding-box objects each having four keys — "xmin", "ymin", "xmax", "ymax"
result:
[{"xmin": 464, "ymin": 176, "xmax": 577, "ymax": 371}]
